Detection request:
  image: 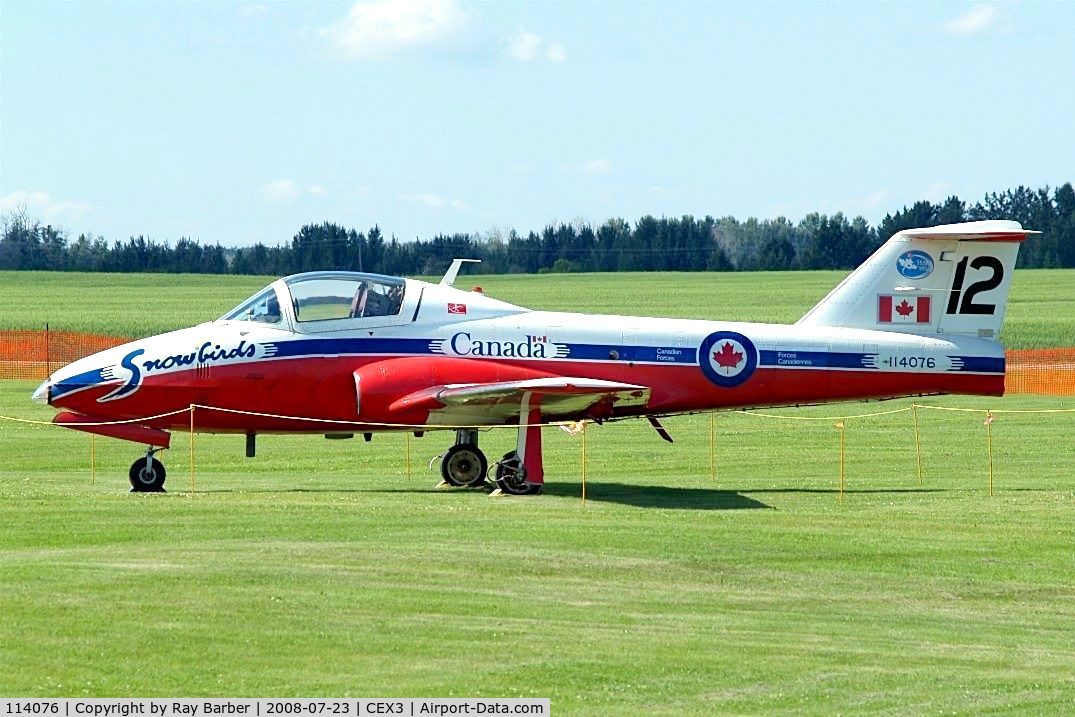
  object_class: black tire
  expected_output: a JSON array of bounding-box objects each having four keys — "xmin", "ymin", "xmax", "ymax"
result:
[
  {"xmin": 129, "ymin": 457, "xmax": 166, "ymax": 492},
  {"xmin": 494, "ymin": 451, "xmax": 542, "ymax": 495},
  {"xmin": 440, "ymin": 443, "xmax": 488, "ymax": 487}
]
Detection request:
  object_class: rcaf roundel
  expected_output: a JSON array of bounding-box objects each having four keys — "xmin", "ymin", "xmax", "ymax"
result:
[{"xmin": 699, "ymin": 331, "xmax": 758, "ymax": 387}]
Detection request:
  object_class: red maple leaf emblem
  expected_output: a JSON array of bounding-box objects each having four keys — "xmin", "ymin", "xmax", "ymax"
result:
[
  {"xmin": 895, "ymin": 300, "xmax": 914, "ymax": 317},
  {"xmin": 713, "ymin": 342, "xmax": 744, "ymax": 369}
]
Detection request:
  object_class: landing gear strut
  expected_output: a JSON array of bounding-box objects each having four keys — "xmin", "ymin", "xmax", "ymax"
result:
[
  {"xmin": 440, "ymin": 429, "xmax": 487, "ymax": 488},
  {"xmin": 129, "ymin": 447, "xmax": 166, "ymax": 492},
  {"xmin": 492, "ymin": 392, "xmax": 544, "ymax": 495}
]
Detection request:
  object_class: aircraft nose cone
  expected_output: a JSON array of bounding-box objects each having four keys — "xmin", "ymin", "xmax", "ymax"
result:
[{"xmin": 31, "ymin": 380, "xmax": 50, "ymax": 405}]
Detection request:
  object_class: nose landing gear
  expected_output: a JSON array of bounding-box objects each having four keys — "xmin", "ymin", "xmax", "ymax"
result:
[{"xmin": 129, "ymin": 447, "xmax": 167, "ymax": 492}]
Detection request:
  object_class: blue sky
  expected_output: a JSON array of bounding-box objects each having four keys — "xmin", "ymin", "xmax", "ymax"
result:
[{"xmin": 2, "ymin": 0, "xmax": 1072, "ymax": 247}]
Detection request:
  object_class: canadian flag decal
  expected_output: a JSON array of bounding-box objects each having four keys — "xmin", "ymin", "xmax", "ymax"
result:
[
  {"xmin": 447, "ymin": 303, "xmax": 467, "ymax": 315},
  {"xmin": 878, "ymin": 295, "xmax": 931, "ymax": 324}
]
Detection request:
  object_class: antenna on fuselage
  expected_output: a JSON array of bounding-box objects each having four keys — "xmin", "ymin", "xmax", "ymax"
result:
[{"xmin": 439, "ymin": 258, "xmax": 481, "ymax": 287}]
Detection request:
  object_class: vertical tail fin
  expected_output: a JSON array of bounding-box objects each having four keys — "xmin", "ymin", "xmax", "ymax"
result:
[{"xmin": 797, "ymin": 220, "xmax": 1037, "ymax": 340}]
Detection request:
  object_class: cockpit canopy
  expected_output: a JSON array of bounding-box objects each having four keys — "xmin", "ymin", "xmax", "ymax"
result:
[{"xmin": 222, "ymin": 271, "xmax": 407, "ymax": 327}]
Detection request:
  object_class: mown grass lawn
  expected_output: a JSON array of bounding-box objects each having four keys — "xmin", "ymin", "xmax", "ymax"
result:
[{"xmin": 1, "ymin": 379, "xmax": 1073, "ymax": 712}]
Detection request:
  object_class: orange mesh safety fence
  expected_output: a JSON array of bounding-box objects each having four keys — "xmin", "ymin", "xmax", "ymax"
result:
[
  {"xmin": 1005, "ymin": 348, "xmax": 1075, "ymax": 396},
  {"xmin": 0, "ymin": 331, "xmax": 1073, "ymax": 395},
  {"xmin": 0, "ymin": 330, "xmax": 130, "ymax": 380}
]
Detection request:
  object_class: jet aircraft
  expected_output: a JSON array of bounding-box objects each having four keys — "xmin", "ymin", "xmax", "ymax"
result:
[{"xmin": 33, "ymin": 220, "xmax": 1034, "ymax": 494}]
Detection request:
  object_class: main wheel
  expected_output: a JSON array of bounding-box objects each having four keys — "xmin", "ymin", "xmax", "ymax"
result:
[
  {"xmin": 494, "ymin": 451, "xmax": 542, "ymax": 495},
  {"xmin": 440, "ymin": 443, "xmax": 488, "ymax": 487},
  {"xmin": 129, "ymin": 457, "xmax": 166, "ymax": 492}
]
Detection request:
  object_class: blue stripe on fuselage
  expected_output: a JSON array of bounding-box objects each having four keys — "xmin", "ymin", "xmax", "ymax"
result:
[
  {"xmin": 562, "ymin": 343, "xmax": 697, "ymax": 364},
  {"xmin": 252, "ymin": 339, "xmax": 1003, "ymax": 373},
  {"xmin": 950, "ymin": 355, "xmax": 1005, "ymax": 373},
  {"xmin": 51, "ymin": 367, "xmax": 111, "ymax": 399},
  {"xmin": 759, "ymin": 350, "xmax": 871, "ymax": 370},
  {"xmin": 264, "ymin": 338, "xmax": 435, "ymax": 358}
]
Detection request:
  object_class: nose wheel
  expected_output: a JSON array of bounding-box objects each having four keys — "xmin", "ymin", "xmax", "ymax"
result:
[{"xmin": 129, "ymin": 448, "xmax": 166, "ymax": 492}]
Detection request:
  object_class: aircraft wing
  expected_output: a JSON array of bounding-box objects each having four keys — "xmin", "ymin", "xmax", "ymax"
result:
[{"xmin": 389, "ymin": 376, "xmax": 650, "ymax": 422}]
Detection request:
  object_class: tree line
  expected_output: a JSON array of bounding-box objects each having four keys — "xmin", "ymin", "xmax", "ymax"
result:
[{"xmin": 2, "ymin": 183, "xmax": 1072, "ymax": 276}]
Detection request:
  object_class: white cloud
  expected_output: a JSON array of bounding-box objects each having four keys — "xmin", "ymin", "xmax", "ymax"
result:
[
  {"xmin": 0, "ymin": 190, "xmax": 91, "ymax": 220},
  {"xmin": 508, "ymin": 31, "xmax": 542, "ymax": 62},
  {"xmin": 399, "ymin": 193, "xmax": 468, "ymax": 210},
  {"xmin": 545, "ymin": 42, "xmax": 567, "ymax": 63},
  {"xmin": 262, "ymin": 180, "xmax": 301, "ymax": 202},
  {"xmin": 262, "ymin": 180, "xmax": 327, "ymax": 201},
  {"xmin": 507, "ymin": 30, "xmax": 567, "ymax": 63},
  {"xmin": 400, "ymin": 192, "xmax": 446, "ymax": 207},
  {"xmin": 325, "ymin": 0, "xmax": 469, "ymax": 60},
  {"xmin": 944, "ymin": 5, "xmax": 998, "ymax": 36},
  {"xmin": 582, "ymin": 159, "xmax": 613, "ymax": 175}
]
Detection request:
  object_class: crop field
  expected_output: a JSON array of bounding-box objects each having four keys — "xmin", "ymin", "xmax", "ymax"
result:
[{"xmin": 1, "ymin": 270, "xmax": 1074, "ymax": 713}]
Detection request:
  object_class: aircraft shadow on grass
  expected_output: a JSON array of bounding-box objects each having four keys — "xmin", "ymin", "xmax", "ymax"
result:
[
  {"xmin": 737, "ymin": 487, "xmax": 950, "ymax": 495},
  {"xmin": 197, "ymin": 482, "xmax": 771, "ymax": 510},
  {"xmin": 541, "ymin": 482, "xmax": 771, "ymax": 510}
]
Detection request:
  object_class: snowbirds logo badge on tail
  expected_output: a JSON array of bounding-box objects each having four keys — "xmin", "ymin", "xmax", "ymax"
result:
[
  {"xmin": 896, "ymin": 250, "xmax": 935, "ymax": 279},
  {"xmin": 32, "ymin": 220, "xmax": 1037, "ymax": 496}
]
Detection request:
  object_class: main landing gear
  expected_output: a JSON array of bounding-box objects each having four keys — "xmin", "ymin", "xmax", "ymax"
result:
[
  {"xmin": 440, "ymin": 429, "xmax": 488, "ymax": 488},
  {"xmin": 438, "ymin": 394, "xmax": 547, "ymax": 496},
  {"xmin": 129, "ymin": 446, "xmax": 166, "ymax": 492}
]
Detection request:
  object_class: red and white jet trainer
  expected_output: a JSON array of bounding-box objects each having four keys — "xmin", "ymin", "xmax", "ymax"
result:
[{"xmin": 34, "ymin": 220, "xmax": 1034, "ymax": 494}]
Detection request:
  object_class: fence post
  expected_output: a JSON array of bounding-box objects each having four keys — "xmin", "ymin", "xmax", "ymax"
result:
[
  {"xmin": 708, "ymin": 413, "xmax": 716, "ymax": 483},
  {"xmin": 985, "ymin": 411, "xmax": 995, "ymax": 497},
  {"xmin": 835, "ymin": 421, "xmax": 846, "ymax": 502},
  {"xmin": 912, "ymin": 403, "xmax": 923, "ymax": 485},
  {"xmin": 44, "ymin": 323, "xmax": 50, "ymax": 378}
]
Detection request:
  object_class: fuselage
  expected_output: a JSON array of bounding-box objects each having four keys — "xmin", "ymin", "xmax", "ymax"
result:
[{"xmin": 36, "ymin": 273, "xmax": 1005, "ymax": 438}]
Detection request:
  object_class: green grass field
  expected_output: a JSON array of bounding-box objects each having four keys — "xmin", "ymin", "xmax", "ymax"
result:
[
  {"xmin": 2, "ymin": 270, "xmax": 1074, "ymax": 712},
  {"xmin": 3, "ymin": 268, "xmax": 1074, "ymax": 347}
]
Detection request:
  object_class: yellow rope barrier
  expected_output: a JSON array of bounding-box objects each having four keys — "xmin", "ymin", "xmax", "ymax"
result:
[
  {"xmin": 2, "ymin": 400, "xmax": 1070, "ymax": 435},
  {"xmin": 0, "ymin": 406, "xmax": 193, "ymax": 427},
  {"xmin": 189, "ymin": 403, "xmax": 577, "ymax": 430},
  {"xmin": 739, "ymin": 406, "xmax": 913, "ymax": 422},
  {"xmin": 914, "ymin": 405, "xmax": 1075, "ymax": 415}
]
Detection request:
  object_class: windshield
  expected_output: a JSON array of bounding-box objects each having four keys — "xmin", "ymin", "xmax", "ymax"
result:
[
  {"xmin": 287, "ymin": 275, "xmax": 405, "ymax": 322},
  {"xmin": 221, "ymin": 287, "xmax": 283, "ymax": 324}
]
